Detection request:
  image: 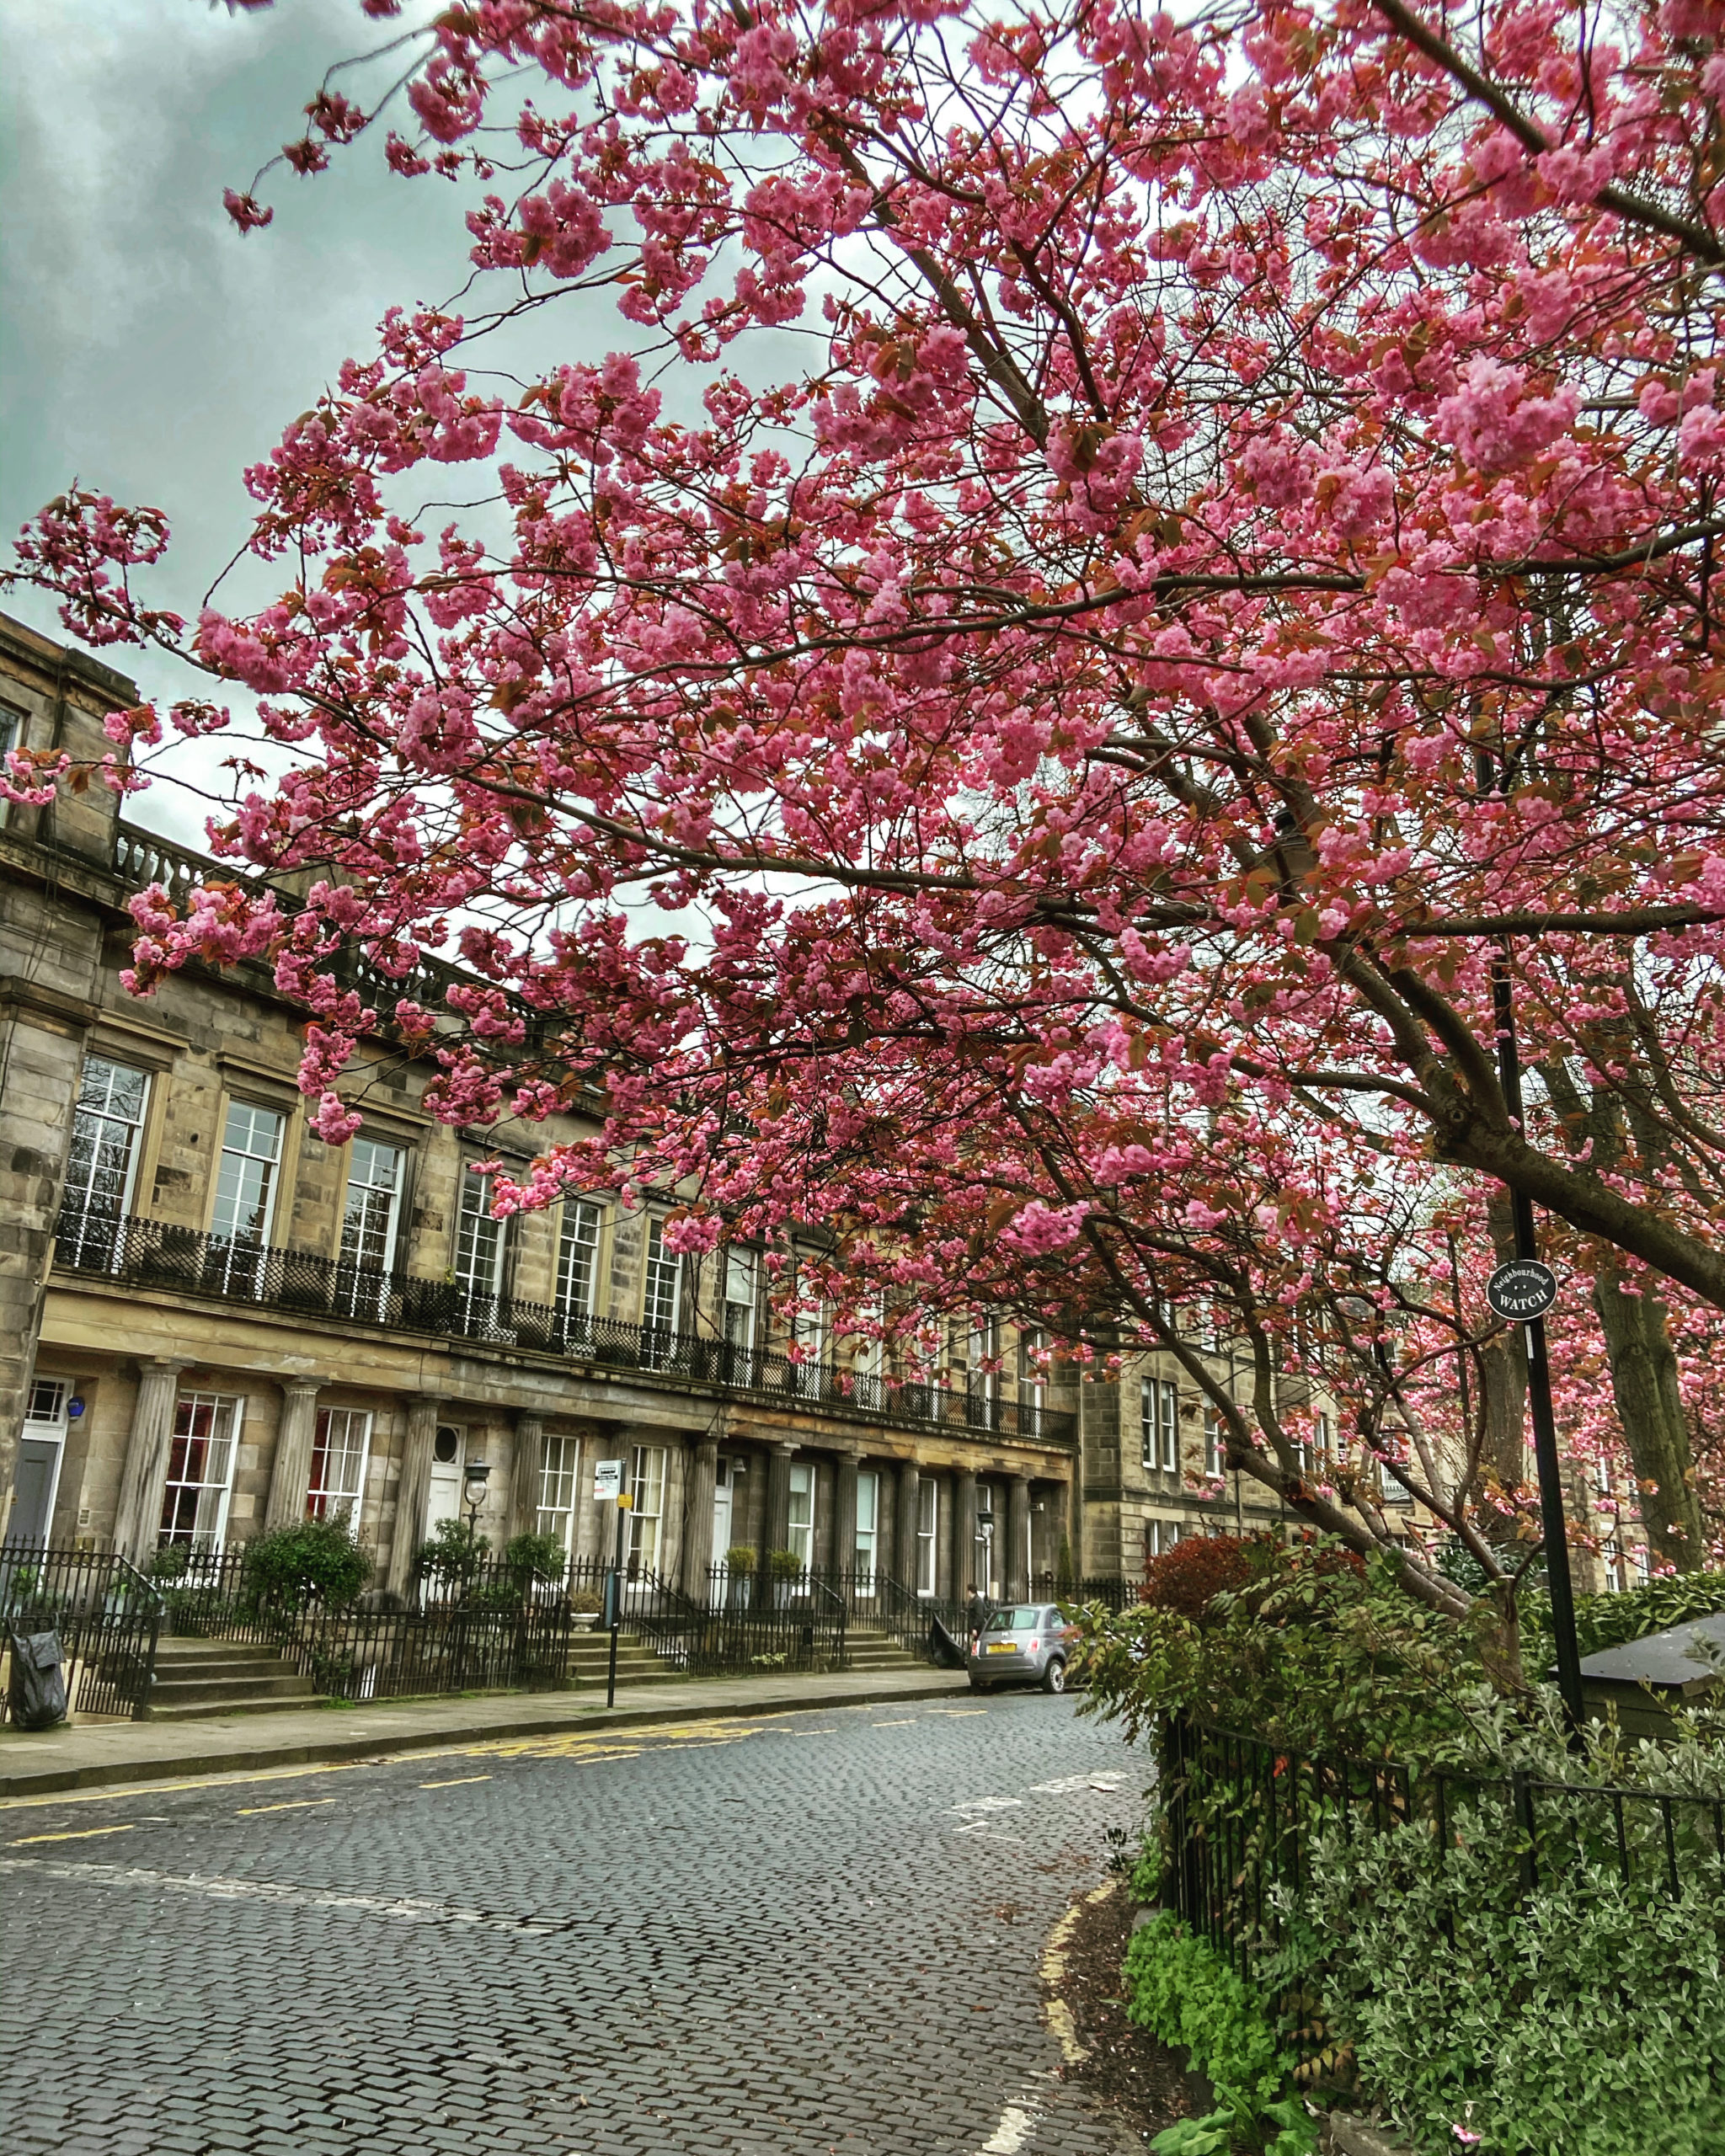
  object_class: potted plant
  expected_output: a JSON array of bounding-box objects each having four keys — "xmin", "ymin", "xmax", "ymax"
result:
[
  {"xmin": 723, "ymin": 1544, "xmax": 756, "ymax": 1607},
  {"xmin": 568, "ymin": 1588, "xmax": 603, "ymax": 1630}
]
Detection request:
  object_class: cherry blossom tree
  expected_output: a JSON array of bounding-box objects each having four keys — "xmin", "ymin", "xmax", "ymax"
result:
[{"xmin": 16, "ymin": 0, "xmax": 1725, "ymax": 1583}]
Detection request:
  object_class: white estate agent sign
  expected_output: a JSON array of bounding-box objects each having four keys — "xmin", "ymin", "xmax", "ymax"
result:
[{"xmin": 592, "ymin": 1458, "xmax": 626, "ymax": 1502}]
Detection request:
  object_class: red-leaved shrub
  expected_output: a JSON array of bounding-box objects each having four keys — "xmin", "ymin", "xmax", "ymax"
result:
[{"xmin": 1140, "ymin": 1534, "xmax": 1254, "ymax": 1620}]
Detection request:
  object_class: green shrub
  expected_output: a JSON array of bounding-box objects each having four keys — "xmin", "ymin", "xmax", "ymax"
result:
[
  {"xmin": 725, "ymin": 1544, "xmax": 758, "ymax": 1571},
  {"xmin": 416, "ymin": 1517, "xmax": 489, "ymax": 1586},
  {"xmin": 1263, "ymin": 1817, "xmax": 1725, "ymax": 2155},
  {"xmin": 147, "ymin": 1544, "xmax": 192, "ymax": 1582},
  {"xmin": 1571, "ymin": 1569, "xmax": 1725, "ymax": 1658},
  {"xmin": 766, "ymin": 1547, "xmax": 804, "ymax": 1582},
  {"xmin": 503, "ymin": 1530, "xmax": 567, "ymax": 1587},
  {"xmin": 243, "ymin": 1518, "xmax": 372, "ymax": 1607},
  {"xmin": 1123, "ymin": 1911, "xmax": 1315, "ymax": 2155},
  {"xmin": 569, "ymin": 1587, "xmax": 603, "ymax": 1614},
  {"xmin": 1076, "ymin": 1539, "xmax": 1491, "ymax": 1763}
]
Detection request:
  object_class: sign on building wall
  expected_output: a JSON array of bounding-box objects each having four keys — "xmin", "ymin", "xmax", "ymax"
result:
[{"xmin": 592, "ymin": 1458, "xmax": 625, "ymax": 1502}]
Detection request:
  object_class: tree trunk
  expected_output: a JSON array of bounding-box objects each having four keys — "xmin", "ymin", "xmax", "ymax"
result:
[{"xmin": 1591, "ymin": 1262, "xmax": 1706, "ymax": 1572}]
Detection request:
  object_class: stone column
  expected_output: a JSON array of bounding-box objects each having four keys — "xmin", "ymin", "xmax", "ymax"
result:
[
  {"xmin": 953, "ymin": 1469, "xmax": 978, "ymax": 1598},
  {"xmin": 831, "ymin": 1444, "xmax": 860, "ymax": 1595},
  {"xmin": 1007, "ymin": 1475, "xmax": 1033, "ymax": 1599},
  {"xmin": 682, "ymin": 1436, "xmax": 718, "ymax": 1601},
  {"xmin": 111, "ymin": 1358, "xmax": 186, "ymax": 1564},
  {"xmin": 757, "ymin": 1441, "xmax": 796, "ymax": 1609},
  {"xmin": 264, "ymin": 1380, "xmax": 323, "ymax": 1533},
  {"xmin": 895, "ymin": 1459, "xmax": 921, "ymax": 1591},
  {"xmin": 509, "ymin": 1412, "xmax": 545, "ymax": 1542},
  {"xmin": 387, "ymin": 1396, "xmax": 441, "ymax": 1595}
]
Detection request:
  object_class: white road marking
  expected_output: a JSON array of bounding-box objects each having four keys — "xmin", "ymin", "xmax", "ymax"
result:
[
  {"xmin": 0, "ymin": 1858, "xmax": 572, "ymax": 1935},
  {"xmin": 948, "ymin": 1796, "xmax": 1025, "ymax": 1815},
  {"xmin": 975, "ymin": 2100, "xmax": 1038, "ymax": 2153},
  {"xmin": 1028, "ymin": 1772, "xmax": 1124, "ymax": 1795}
]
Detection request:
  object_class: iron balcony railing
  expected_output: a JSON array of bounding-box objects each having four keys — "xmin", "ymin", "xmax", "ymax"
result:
[{"xmin": 54, "ymin": 1207, "xmax": 1076, "ymax": 1446}]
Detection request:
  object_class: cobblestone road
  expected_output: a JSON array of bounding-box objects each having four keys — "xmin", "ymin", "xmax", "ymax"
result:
[{"xmin": 1, "ymin": 1694, "xmax": 1146, "ymax": 2156}]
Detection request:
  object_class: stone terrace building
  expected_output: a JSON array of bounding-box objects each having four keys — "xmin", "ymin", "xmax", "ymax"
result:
[{"xmin": 0, "ymin": 611, "xmax": 1090, "ymax": 1608}]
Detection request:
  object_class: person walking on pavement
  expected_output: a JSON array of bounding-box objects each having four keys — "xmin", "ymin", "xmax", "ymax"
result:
[{"xmin": 964, "ymin": 1581, "xmax": 991, "ymax": 1654}]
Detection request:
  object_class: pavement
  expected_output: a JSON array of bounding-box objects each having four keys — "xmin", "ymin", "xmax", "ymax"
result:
[
  {"xmin": 1, "ymin": 1690, "xmax": 1146, "ymax": 2156},
  {"xmin": 0, "ymin": 1667, "xmax": 976, "ymax": 1799}
]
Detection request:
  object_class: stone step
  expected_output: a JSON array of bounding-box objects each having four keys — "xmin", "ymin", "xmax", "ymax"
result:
[{"xmin": 144, "ymin": 1640, "xmax": 325, "ymax": 1720}]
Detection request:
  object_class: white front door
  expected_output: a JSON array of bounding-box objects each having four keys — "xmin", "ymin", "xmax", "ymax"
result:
[
  {"xmin": 426, "ymin": 1423, "xmax": 464, "ymax": 1536},
  {"xmin": 711, "ymin": 1455, "xmax": 736, "ymax": 1566}
]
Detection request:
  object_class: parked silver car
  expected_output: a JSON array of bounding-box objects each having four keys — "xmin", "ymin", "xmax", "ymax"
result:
[{"xmin": 967, "ymin": 1603, "xmax": 1079, "ymax": 1694}]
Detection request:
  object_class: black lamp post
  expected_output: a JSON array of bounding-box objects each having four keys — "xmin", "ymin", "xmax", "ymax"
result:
[{"xmin": 462, "ymin": 1458, "xmax": 491, "ymax": 1535}]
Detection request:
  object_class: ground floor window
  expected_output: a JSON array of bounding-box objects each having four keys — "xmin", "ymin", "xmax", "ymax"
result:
[
  {"xmin": 787, "ymin": 1461, "xmax": 814, "ymax": 1570},
  {"xmin": 916, "ymin": 1475, "xmax": 938, "ymax": 1595},
  {"xmin": 853, "ymin": 1470, "xmax": 879, "ymax": 1592},
  {"xmin": 537, "ymin": 1433, "xmax": 581, "ymax": 1558},
  {"xmin": 307, "ymin": 1406, "xmax": 371, "ymax": 1525},
  {"xmin": 627, "ymin": 1444, "xmax": 666, "ymax": 1573},
  {"xmin": 1145, "ymin": 1517, "xmax": 1182, "ymax": 1563},
  {"xmin": 160, "ymin": 1392, "xmax": 243, "ymax": 1550}
]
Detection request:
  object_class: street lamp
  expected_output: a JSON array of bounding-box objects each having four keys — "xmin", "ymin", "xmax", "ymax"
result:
[{"xmin": 462, "ymin": 1458, "xmax": 491, "ymax": 1534}]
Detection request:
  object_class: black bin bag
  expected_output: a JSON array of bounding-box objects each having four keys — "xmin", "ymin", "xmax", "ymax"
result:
[{"xmin": 7, "ymin": 1628, "xmax": 68, "ymax": 1731}]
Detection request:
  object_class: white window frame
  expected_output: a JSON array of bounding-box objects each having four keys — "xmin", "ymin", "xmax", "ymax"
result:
[
  {"xmin": 340, "ymin": 1137, "xmax": 403, "ymax": 1273},
  {"xmin": 159, "ymin": 1391, "xmax": 243, "ymax": 1552},
  {"xmin": 1140, "ymin": 1377, "xmax": 1157, "ymax": 1473},
  {"xmin": 627, "ymin": 1443, "xmax": 666, "ymax": 1572},
  {"xmin": 211, "ymin": 1099, "xmax": 285, "ymax": 1246},
  {"xmin": 853, "ymin": 1469, "xmax": 879, "ymax": 1593},
  {"xmin": 537, "ymin": 1432, "xmax": 583, "ymax": 1561},
  {"xmin": 306, "ymin": 1406, "xmax": 372, "ymax": 1526},
  {"xmin": 1160, "ymin": 1380, "xmax": 1180, "ymax": 1474},
  {"xmin": 1017, "ymin": 1329, "xmax": 1046, "ymax": 1437},
  {"xmin": 557, "ymin": 1198, "xmax": 604, "ymax": 1321},
  {"xmin": 1204, "ymin": 1410, "xmax": 1227, "ymax": 1480},
  {"xmin": 916, "ymin": 1475, "xmax": 939, "ymax": 1596},
  {"xmin": 786, "ymin": 1460, "xmax": 814, "ymax": 1571},
  {"xmin": 643, "ymin": 1216, "xmax": 683, "ymax": 1333},
  {"xmin": 0, "ymin": 704, "xmax": 21, "ymax": 828},
  {"xmin": 61, "ymin": 1055, "xmax": 150, "ymax": 1265},
  {"xmin": 455, "ymin": 1166, "xmax": 510, "ymax": 1299}
]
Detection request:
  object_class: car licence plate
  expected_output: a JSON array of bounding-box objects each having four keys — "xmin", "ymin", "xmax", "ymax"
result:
[{"xmin": 986, "ymin": 1641, "xmax": 1017, "ymax": 1653}]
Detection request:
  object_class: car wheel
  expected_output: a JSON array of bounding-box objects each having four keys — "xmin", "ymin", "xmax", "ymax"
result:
[{"xmin": 1040, "ymin": 1657, "xmax": 1067, "ymax": 1695}]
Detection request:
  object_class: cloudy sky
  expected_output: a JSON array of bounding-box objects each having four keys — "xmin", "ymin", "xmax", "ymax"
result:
[{"xmin": 1, "ymin": 0, "xmax": 483, "ymax": 841}]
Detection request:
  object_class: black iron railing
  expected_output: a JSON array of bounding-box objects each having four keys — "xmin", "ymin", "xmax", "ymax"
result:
[
  {"xmin": 0, "ymin": 1543, "xmax": 162, "ymax": 1721},
  {"xmin": 1162, "ymin": 1716, "xmax": 1725, "ymax": 1975},
  {"xmin": 56, "ymin": 1207, "xmax": 1076, "ymax": 1445},
  {"xmin": 1032, "ymin": 1572, "xmax": 1139, "ymax": 1612}
]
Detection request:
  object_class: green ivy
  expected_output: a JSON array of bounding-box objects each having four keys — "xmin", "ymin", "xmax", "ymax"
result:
[
  {"xmin": 1262, "ymin": 1820, "xmax": 1725, "ymax": 2155},
  {"xmin": 1123, "ymin": 1911, "xmax": 1317, "ymax": 2156}
]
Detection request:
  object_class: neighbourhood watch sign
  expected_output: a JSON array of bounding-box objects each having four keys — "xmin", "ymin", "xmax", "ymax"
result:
[{"xmin": 1485, "ymin": 1259, "xmax": 1559, "ymax": 1324}]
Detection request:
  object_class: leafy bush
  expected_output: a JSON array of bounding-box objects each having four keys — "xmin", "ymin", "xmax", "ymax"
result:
[
  {"xmin": 766, "ymin": 1547, "xmax": 804, "ymax": 1582},
  {"xmin": 503, "ymin": 1531, "xmax": 567, "ymax": 1587},
  {"xmin": 465, "ymin": 1582, "xmax": 525, "ymax": 1614},
  {"xmin": 1262, "ymin": 1816, "xmax": 1725, "ymax": 2155},
  {"xmin": 725, "ymin": 1543, "xmax": 758, "ymax": 1571},
  {"xmin": 243, "ymin": 1518, "xmax": 372, "ymax": 1607},
  {"xmin": 1140, "ymin": 1533, "xmax": 1254, "ymax": 1619},
  {"xmin": 569, "ymin": 1588, "xmax": 603, "ymax": 1614},
  {"xmin": 416, "ymin": 1518, "xmax": 489, "ymax": 1586},
  {"xmin": 1571, "ymin": 1569, "xmax": 1725, "ymax": 1658},
  {"xmin": 1123, "ymin": 1911, "xmax": 1315, "ymax": 2155},
  {"xmin": 147, "ymin": 1544, "xmax": 192, "ymax": 1582},
  {"xmin": 1077, "ymin": 1539, "xmax": 1488, "ymax": 1763}
]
